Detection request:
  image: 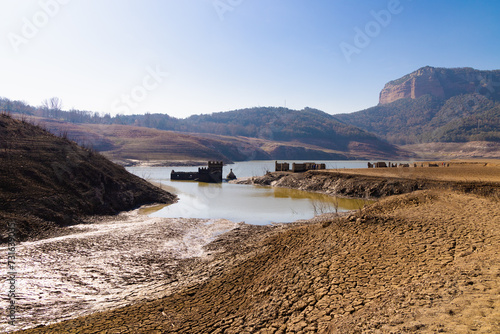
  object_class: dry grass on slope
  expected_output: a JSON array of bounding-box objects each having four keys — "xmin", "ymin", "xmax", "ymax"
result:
[
  {"xmin": 0, "ymin": 114, "xmax": 176, "ymax": 243},
  {"xmin": 333, "ymin": 161, "xmax": 500, "ymax": 183}
]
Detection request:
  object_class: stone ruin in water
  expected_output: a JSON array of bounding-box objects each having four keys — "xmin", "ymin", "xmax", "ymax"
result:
[{"xmin": 171, "ymin": 161, "xmax": 224, "ymax": 183}]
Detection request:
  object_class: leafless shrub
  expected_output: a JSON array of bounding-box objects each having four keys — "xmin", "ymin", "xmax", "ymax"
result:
[
  {"xmin": 354, "ymin": 195, "xmax": 370, "ymax": 217},
  {"xmin": 311, "ymin": 198, "xmax": 339, "ymax": 216},
  {"xmin": 0, "ymin": 109, "xmax": 11, "ymax": 117},
  {"xmin": 81, "ymin": 141, "xmax": 97, "ymax": 154},
  {"xmin": 58, "ymin": 130, "xmax": 69, "ymax": 140}
]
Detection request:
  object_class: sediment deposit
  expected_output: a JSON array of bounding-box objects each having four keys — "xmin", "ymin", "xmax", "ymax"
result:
[
  {"xmin": 17, "ymin": 189, "xmax": 500, "ymax": 333},
  {"xmin": 12, "ymin": 162, "xmax": 500, "ymax": 333},
  {"xmin": 3, "ymin": 209, "xmax": 294, "ymax": 333}
]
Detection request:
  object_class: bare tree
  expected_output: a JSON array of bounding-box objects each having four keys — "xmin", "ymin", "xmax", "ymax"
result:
[
  {"xmin": 49, "ymin": 97, "xmax": 62, "ymax": 111},
  {"xmin": 42, "ymin": 97, "xmax": 62, "ymax": 118}
]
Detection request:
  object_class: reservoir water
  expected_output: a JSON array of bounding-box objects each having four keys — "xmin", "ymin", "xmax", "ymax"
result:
[{"xmin": 127, "ymin": 160, "xmax": 370, "ymax": 224}]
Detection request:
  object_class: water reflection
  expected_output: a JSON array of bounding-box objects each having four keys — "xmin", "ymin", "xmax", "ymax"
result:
[
  {"xmin": 127, "ymin": 162, "xmax": 373, "ymax": 225},
  {"xmin": 271, "ymin": 187, "xmax": 371, "ymax": 210}
]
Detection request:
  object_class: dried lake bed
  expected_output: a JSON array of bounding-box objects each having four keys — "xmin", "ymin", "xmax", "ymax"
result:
[
  {"xmin": 1, "ymin": 161, "xmax": 368, "ymax": 331},
  {"xmin": 0, "ymin": 209, "xmax": 292, "ymax": 332}
]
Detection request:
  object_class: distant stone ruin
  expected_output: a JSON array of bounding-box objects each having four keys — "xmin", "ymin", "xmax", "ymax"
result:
[
  {"xmin": 368, "ymin": 161, "xmax": 409, "ymax": 168},
  {"xmin": 368, "ymin": 162, "xmax": 388, "ymax": 168},
  {"xmin": 275, "ymin": 161, "xmax": 326, "ymax": 173},
  {"xmin": 275, "ymin": 161, "xmax": 290, "ymax": 172},
  {"xmin": 171, "ymin": 161, "xmax": 223, "ymax": 183},
  {"xmin": 368, "ymin": 161, "xmax": 450, "ymax": 168}
]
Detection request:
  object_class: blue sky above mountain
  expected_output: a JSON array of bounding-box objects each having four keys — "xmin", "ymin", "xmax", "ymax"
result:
[{"xmin": 1, "ymin": 0, "xmax": 499, "ymax": 118}]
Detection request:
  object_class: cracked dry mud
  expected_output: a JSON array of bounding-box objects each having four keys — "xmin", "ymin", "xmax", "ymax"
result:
[
  {"xmin": 17, "ymin": 190, "xmax": 500, "ymax": 333},
  {"xmin": 2, "ymin": 210, "xmax": 293, "ymax": 333}
]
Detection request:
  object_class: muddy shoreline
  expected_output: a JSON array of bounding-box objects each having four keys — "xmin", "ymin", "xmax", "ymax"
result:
[
  {"xmin": 17, "ymin": 189, "xmax": 500, "ymax": 333},
  {"xmin": 234, "ymin": 170, "xmax": 500, "ymax": 199},
  {"xmin": 12, "ymin": 164, "xmax": 500, "ymax": 333},
  {"xmin": 3, "ymin": 209, "xmax": 306, "ymax": 333}
]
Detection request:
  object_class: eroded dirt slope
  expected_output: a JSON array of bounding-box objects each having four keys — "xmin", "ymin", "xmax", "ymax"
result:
[{"xmin": 0, "ymin": 114, "xmax": 176, "ymax": 242}]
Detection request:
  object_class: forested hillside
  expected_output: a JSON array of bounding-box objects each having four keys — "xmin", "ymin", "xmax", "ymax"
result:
[
  {"xmin": 1, "ymin": 99, "xmax": 405, "ymax": 160},
  {"xmin": 337, "ymin": 67, "xmax": 500, "ymax": 145},
  {"xmin": 180, "ymin": 107, "xmax": 385, "ymax": 151},
  {"xmin": 337, "ymin": 94, "xmax": 500, "ymax": 144},
  {"xmin": 3, "ymin": 66, "xmax": 499, "ymax": 150}
]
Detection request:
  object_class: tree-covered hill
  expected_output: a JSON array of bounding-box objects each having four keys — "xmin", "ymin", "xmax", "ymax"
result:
[
  {"xmin": 180, "ymin": 107, "xmax": 390, "ymax": 152},
  {"xmin": 1, "ymin": 99, "xmax": 405, "ymax": 160},
  {"xmin": 337, "ymin": 66, "xmax": 500, "ymax": 145},
  {"xmin": 3, "ymin": 66, "xmax": 499, "ymax": 150},
  {"xmin": 337, "ymin": 94, "xmax": 500, "ymax": 145}
]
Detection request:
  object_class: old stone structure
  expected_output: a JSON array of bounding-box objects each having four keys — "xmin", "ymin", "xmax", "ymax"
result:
[
  {"xmin": 275, "ymin": 161, "xmax": 290, "ymax": 172},
  {"xmin": 171, "ymin": 161, "xmax": 223, "ymax": 183},
  {"xmin": 373, "ymin": 162, "xmax": 388, "ymax": 168},
  {"xmin": 368, "ymin": 162, "xmax": 450, "ymax": 168},
  {"xmin": 226, "ymin": 169, "xmax": 237, "ymax": 180},
  {"xmin": 274, "ymin": 161, "xmax": 326, "ymax": 173},
  {"xmin": 292, "ymin": 162, "xmax": 326, "ymax": 173}
]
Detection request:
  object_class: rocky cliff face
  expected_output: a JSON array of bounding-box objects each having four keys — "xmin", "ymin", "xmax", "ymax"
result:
[{"xmin": 379, "ymin": 66, "xmax": 500, "ymax": 104}]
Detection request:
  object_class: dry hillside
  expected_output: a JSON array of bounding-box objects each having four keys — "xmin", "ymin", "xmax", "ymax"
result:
[{"xmin": 0, "ymin": 114, "xmax": 176, "ymax": 243}]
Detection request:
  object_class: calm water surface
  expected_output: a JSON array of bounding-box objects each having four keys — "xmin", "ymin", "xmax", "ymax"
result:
[{"xmin": 127, "ymin": 160, "xmax": 370, "ymax": 224}]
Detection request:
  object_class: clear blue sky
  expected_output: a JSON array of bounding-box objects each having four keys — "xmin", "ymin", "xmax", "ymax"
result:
[{"xmin": 1, "ymin": 0, "xmax": 499, "ymax": 118}]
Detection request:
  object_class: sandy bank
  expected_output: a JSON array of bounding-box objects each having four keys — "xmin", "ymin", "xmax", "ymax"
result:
[
  {"xmin": 329, "ymin": 160, "xmax": 500, "ymax": 183},
  {"xmin": 13, "ymin": 162, "xmax": 500, "ymax": 333}
]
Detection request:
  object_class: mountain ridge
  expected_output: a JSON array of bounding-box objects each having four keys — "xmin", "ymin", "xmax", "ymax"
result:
[
  {"xmin": 3, "ymin": 65, "xmax": 499, "ymax": 159},
  {"xmin": 1, "ymin": 100, "xmax": 407, "ymax": 161},
  {"xmin": 379, "ymin": 66, "xmax": 500, "ymax": 104},
  {"xmin": 338, "ymin": 66, "xmax": 500, "ymax": 146}
]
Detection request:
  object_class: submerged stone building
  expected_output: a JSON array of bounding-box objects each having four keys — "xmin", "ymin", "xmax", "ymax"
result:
[
  {"xmin": 171, "ymin": 161, "xmax": 223, "ymax": 183},
  {"xmin": 275, "ymin": 161, "xmax": 326, "ymax": 173}
]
